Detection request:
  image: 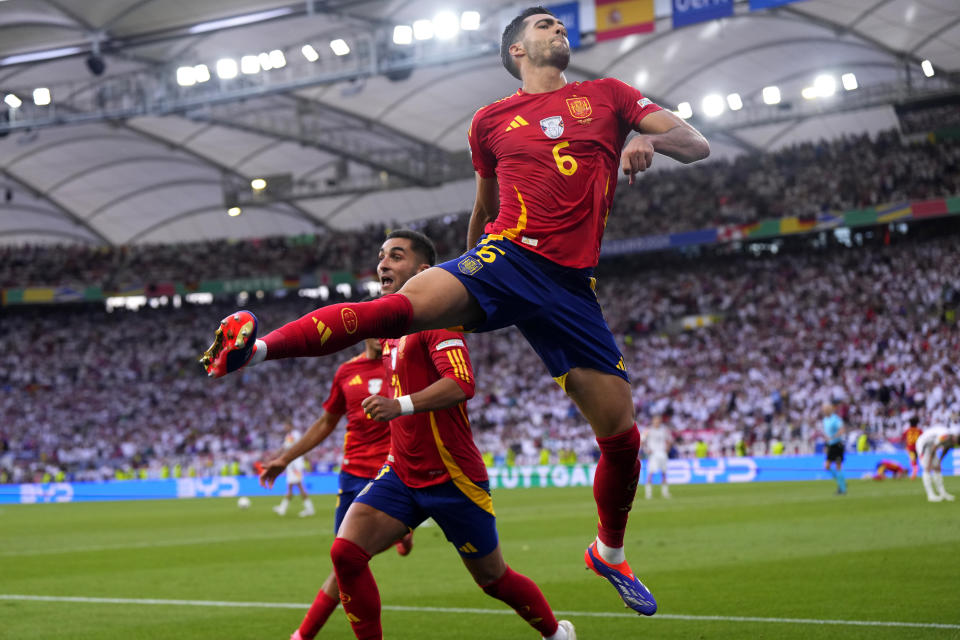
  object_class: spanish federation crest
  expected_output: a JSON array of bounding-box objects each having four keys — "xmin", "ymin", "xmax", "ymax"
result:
[
  {"xmin": 566, "ymin": 96, "xmax": 592, "ymax": 119},
  {"xmin": 540, "ymin": 116, "xmax": 564, "ymax": 139},
  {"xmin": 457, "ymin": 255, "xmax": 483, "ymax": 275},
  {"xmin": 368, "ymin": 378, "xmax": 383, "ymax": 394}
]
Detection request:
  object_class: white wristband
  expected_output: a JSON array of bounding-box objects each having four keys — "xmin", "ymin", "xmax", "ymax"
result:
[{"xmin": 397, "ymin": 395, "xmax": 415, "ymax": 416}]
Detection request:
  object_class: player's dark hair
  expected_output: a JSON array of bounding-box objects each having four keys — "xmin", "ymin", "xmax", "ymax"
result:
[
  {"xmin": 910, "ymin": 415, "xmax": 919, "ymax": 427},
  {"xmin": 501, "ymin": 6, "xmax": 555, "ymax": 80},
  {"xmin": 386, "ymin": 229, "xmax": 437, "ymax": 266}
]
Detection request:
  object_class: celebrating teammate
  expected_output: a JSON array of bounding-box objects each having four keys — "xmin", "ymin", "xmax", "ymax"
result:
[
  {"xmin": 270, "ymin": 421, "xmax": 315, "ymax": 517},
  {"xmin": 200, "ymin": 5, "xmax": 709, "ymax": 615},
  {"xmin": 259, "ymin": 337, "xmax": 412, "ymax": 640},
  {"xmin": 642, "ymin": 415, "xmax": 672, "ymax": 499},
  {"xmin": 916, "ymin": 425, "xmax": 959, "ymax": 502},
  {"xmin": 336, "ymin": 230, "xmax": 573, "ymax": 639}
]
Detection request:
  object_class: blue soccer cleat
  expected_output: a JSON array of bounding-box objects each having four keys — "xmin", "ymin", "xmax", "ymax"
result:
[
  {"xmin": 584, "ymin": 540, "xmax": 657, "ymax": 616},
  {"xmin": 198, "ymin": 310, "xmax": 259, "ymax": 378}
]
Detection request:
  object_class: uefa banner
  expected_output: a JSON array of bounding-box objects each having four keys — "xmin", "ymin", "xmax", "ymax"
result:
[{"xmin": 2, "ymin": 452, "xmax": 955, "ymax": 504}]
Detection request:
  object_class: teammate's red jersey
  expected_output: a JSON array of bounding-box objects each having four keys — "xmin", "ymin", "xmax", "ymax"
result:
[
  {"xmin": 381, "ymin": 330, "xmax": 485, "ymax": 489},
  {"xmin": 468, "ymin": 78, "xmax": 662, "ymax": 269},
  {"xmin": 902, "ymin": 426, "xmax": 922, "ymax": 452},
  {"xmin": 322, "ymin": 354, "xmax": 390, "ymax": 478}
]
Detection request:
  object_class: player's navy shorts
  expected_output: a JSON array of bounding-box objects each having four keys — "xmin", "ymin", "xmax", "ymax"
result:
[
  {"xmin": 826, "ymin": 442, "xmax": 845, "ymax": 463},
  {"xmin": 353, "ymin": 464, "xmax": 498, "ymax": 558},
  {"xmin": 334, "ymin": 471, "xmax": 372, "ymax": 534},
  {"xmin": 437, "ymin": 234, "xmax": 628, "ymax": 384}
]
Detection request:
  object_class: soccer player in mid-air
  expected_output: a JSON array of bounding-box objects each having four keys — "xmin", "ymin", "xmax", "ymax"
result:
[
  {"xmin": 259, "ymin": 337, "xmax": 412, "ymax": 640},
  {"xmin": 271, "ymin": 421, "xmax": 315, "ymax": 517},
  {"xmin": 201, "ymin": 6, "xmax": 709, "ymax": 615},
  {"xmin": 821, "ymin": 403, "xmax": 846, "ymax": 495},
  {"xmin": 915, "ymin": 424, "xmax": 959, "ymax": 502}
]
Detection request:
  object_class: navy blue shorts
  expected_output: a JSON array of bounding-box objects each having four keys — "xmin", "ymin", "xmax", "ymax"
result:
[
  {"xmin": 353, "ymin": 464, "xmax": 498, "ymax": 558},
  {"xmin": 334, "ymin": 471, "xmax": 372, "ymax": 534},
  {"xmin": 437, "ymin": 234, "xmax": 628, "ymax": 385}
]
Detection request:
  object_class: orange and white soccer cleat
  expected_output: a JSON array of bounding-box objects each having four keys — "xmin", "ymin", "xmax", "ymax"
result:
[{"xmin": 198, "ymin": 310, "xmax": 260, "ymax": 378}]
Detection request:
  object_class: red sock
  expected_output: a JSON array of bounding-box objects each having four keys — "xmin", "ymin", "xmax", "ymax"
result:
[
  {"xmin": 481, "ymin": 566, "xmax": 558, "ymax": 637},
  {"xmin": 330, "ymin": 538, "xmax": 381, "ymax": 640},
  {"xmin": 263, "ymin": 294, "xmax": 413, "ymax": 361},
  {"xmin": 594, "ymin": 425, "xmax": 642, "ymax": 548},
  {"xmin": 298, "ymin": 589, "xmax": 339, "ymax": 639}
]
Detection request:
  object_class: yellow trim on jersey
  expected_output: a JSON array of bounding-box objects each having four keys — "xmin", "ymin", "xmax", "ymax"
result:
[
  {"xmin": 429, "ymin": 411, "xmax": 495, "ymax": 516},
  {"xmin": 447, "ymin": 349, "xmax": 471, "ymax": 382},
  {"xmin": 496, "ymin": 186, "xmax": 529, "ymax": 242}
]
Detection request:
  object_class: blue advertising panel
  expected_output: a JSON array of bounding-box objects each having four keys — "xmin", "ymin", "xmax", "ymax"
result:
[
  {"xmin": 546, "ymin": 2, "xmax": 581, "ymax": 49},
  {"xmin": 672, "ymin": 0, "xmax": 733, "ymax": 29},
  {"xmin": 1, "ymin": 452, "xmax": 953, "ymax": 503}
]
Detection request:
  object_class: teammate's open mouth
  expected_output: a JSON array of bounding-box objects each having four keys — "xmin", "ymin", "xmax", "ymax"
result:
[{"xmin": 381, "ymin": 277, "xmax": 394, "ymax": 287}]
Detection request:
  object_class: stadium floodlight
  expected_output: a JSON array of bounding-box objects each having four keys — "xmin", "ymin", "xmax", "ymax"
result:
[
  {"xmin": 762, "ymin": 85, "xmax": 780, "ymax": 105},
  {"xmin": 227, "ymin": 206, "xmax": 242, "ymax": 217},
  {"xmin": 194, "ymin": 64, "xmax": 211, "ymax": 82},
  {"xmin": 393, "ymin": 25, "xmax": 413, "ymax": 45},
  {"xmin": 726, "ymin": 92, "xmax": 743, "ymax": 111},
  {"xmin": 921, "ymin": 59, "xmax": 934, "ymax": 77},
  {"xmin": 330, "ymin": 39, "xmax": 350, "ymax": 56},
  {"xmin": 301, "ymin": 44, "xmax": 319, "ymax": 62},
  {"xmin": 433, "ymin": 11, "xmax": 459, "ymax": 39},
  {"xmin": 216, "ymin": 58, "xmax": 238, "ymax": 79},
  {"xmin": 801, "ymin": 86, "xmax": 817, "ymax": 100},
  {"xmin": 413, "ymin": 19, "xmax": 434, "ymax": 40},
  {"xmin": 258, "ymin": 52, "xmax": 273, "ymax": 71},
  {"xmin": 33, "ymin": 87, "xmax": 51, "ymax": 105},
  {"xmin": 675, "ymin": 101, "xmax": 692, "ymax": 119},
  {"xmin": 461, "ymin": 11, "xmax": 480, "ymax": 30},
  {"xmin": 251, "ymin": 178, "xmax": 266, "ymax": 190},
  {"xmin": 813, "ymin": 74, "xmax": 836, "ymax": 97},
  {"xmin": 841, "ymin": 73, "xmax": 858, "ymax": 90},
  {"xmin": 269, "ymin": 49, "xmax": 286, "ymax": 68},
  {"xmin": 177, "ymin": 66, "xmax": 197, "ymax": 86},
  {"xmin": 240, "ymin": 55, "xmax": 260, "ymax": 74},
  {"xmin": 4, "ymin": 93, "xmax": 22, "ymax": 108},
  {"xmin": 701, "ymin": 94, "xmax": 725, "ymax": 118}
]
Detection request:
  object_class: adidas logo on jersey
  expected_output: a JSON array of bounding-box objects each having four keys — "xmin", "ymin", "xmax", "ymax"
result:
[
  {"xmin": 348, "ymin": 374, "xmax": 363, "ymax": 386},
  {"xmin": 503, "ymin": 115, "xmax": 529, "ymax": 132}
]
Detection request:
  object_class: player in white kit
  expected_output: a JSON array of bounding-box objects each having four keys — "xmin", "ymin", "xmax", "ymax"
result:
[
  {"xmin": 273, "ymin": 421, "xmax": 315, "ymax": 517},
  {"xmin": 916, "ymin": 425, "xmax": 959, "ymax": 503},
  {"xmin": 642, "ymin": 415, "xmax": 672, "ymax": 499}
]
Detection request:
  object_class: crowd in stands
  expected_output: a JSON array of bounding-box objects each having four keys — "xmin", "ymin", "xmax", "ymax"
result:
[
  {"xmin": 3, "ymin": 228, "xmax": 959, "ymax": 485},
  {"xmin": 3, "ymin": 129, "xmax": 958, "ymax": 290}
]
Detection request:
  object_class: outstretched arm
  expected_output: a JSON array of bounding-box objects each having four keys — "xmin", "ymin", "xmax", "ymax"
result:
[
  {"xmin": 260, "ymin": 412, "xmax": 343, "ymax": 488},
  {"xmin": 466, "ymin": 173, "xmax": 499, "ymax": 250}
]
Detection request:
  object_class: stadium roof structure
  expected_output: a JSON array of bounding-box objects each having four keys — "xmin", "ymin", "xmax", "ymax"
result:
[{"xmin": 0, "ymin": 0, "xmax": 958, "ymax": 247}]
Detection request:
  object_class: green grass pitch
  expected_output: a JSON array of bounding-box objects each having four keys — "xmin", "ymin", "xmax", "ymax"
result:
[{"xmin": 2, "ymin": 478, "xmax": 959, "ymax": 639}]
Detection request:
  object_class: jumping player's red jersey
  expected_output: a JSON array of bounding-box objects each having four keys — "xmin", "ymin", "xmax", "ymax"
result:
[
  {"xmin": 381, "ymin": 330, "xmax": 486, "ymax": 489},
  {"xmin": 468, "ymin": 78, "xmax": 662, "ymax": 269},
  {"xmin": 902, "ymin": 426, "xmax": 922, "ymax": 452},
  {"xmin": 322, "ymin": 354, "xmax": 390, "ymax": 478}
]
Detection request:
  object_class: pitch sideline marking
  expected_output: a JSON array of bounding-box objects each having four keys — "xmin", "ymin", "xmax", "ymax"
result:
[{"xmin": 0, "ymin": 595, "xmax": 958, "ymax": 630}]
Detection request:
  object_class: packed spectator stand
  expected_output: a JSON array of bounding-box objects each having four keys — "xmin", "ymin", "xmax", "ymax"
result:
[{"xmin": 3, "ymin": 129, "xmax": 959, "ymax": 484}]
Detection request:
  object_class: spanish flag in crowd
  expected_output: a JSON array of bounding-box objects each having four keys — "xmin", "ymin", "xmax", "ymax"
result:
[{"xmin": 595, "ymin": 0, "xmax": 655, "ymax": 42}]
